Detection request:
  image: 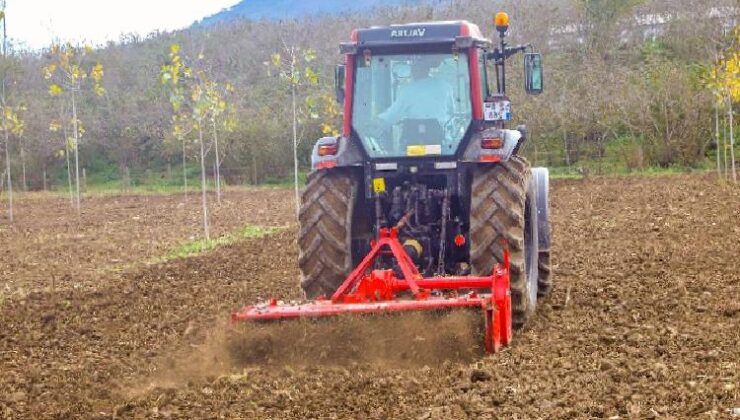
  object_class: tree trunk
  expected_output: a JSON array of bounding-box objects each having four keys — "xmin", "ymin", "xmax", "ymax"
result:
[
  {"xmin": 198, "ymin": 127, "xmax": 210, "ymax": 241},
  {"xmin": 724, "ymin": 114, "xmax": 729, "ymax": 180},
  {"xmin": 71, "ymin": 91, "xmax": 81, "ymax": 215},
  {"xmin": 212, "ymin": 120, "xmax": 221, "ymax": 204},
  {"xmin": 563, "ymin": 126, "xmax": 570, "ymax": 167},
  {"xmin": 3, "ymin": 125, "xmax": 12, "ymax": 223},
  {"xmin": 20, "ymin": 139, "xmax": 26, "ymax": 191},
  {"xmin": 60, "ymin": 103, "xmax": 73, "ymax": 206},
  {"xmin": 182, "ymin": 139, "xmax": 188, "ymax": 194},
  {"xmin": 292, "ymin": 82, "xmax": 299, "ymax": 220},
  {"xmin": 65, "ymin": 138, "xmax": 73, "ymax": 206},
  {"xmin": 1, "ymin": 0, "xmax": 9, "ymax": 222},
  {"xmin": 532, "ymin": 127, "xmax": 538, "ymax": 165},
  {"xmin": 43, "ymin": 166, "xmax": 47, "ymax": 191},
  {"xmin": 715, "ymin": 105, "xmax": 721, "ymax": 178},
  {"xmin": 728, "ymin": 98, "xmax": 736, "ymax": 184},
  {"xmin": 252, "ymin": 151, "xmax": 257, "ymax": 185}
]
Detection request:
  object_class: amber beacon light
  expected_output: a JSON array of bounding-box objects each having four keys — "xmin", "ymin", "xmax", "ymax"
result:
[{"xmin": 495, "ymin": 12, "xmax": 510, "ymax": 34}]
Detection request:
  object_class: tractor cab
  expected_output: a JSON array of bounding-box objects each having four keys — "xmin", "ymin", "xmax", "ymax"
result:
[
  {"xmin": 314, "ymin": 17, "xmax": 543, "ymax": 170},
  {"xmin": 345, "ymin": 21, "xmax": 486, "ymax": 158}
]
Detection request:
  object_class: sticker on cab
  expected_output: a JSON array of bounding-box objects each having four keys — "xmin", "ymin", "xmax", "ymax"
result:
[
  {"xmin": 484, "ymin": 97, "xmax": 512, "ymax": 121},
  {"xmin": 372, "ymin": 177, "xmax": 386, "ymax": 193},
  {"xmin": 406, "ymin": 145, "xmax": 442, "ymax": 156}
]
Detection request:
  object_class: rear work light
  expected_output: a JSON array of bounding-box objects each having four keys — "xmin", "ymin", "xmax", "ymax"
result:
[
  {"xmin": 318, "ymin": 143, "xmax": 338, "ymax": 156},
  {"xmin": 481, "ymin": 137, "xmax": 504, "ymax": 149}
]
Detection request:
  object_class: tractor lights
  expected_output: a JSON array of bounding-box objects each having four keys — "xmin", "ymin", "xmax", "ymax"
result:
[
  {"xmin": 318, "ymin": 143, "xmax": 338, "ymax": 156},
  {"xmin": 317, "ymin": 137, "xmax": 339, "ymax": 156},
  {"xmin": 481, "ymin": 136, "xmax": 504, "ymax": 149},
  {"xmin": 494, "ymin": 12, "xmax": 509, "ymax": 34}
]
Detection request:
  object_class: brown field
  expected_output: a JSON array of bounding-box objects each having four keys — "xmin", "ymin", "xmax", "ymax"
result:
[{"xmin": 1, "ymin": 174, "xmax": 738, "ymax": 419}]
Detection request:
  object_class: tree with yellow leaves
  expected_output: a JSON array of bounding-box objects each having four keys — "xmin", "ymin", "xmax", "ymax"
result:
[
  {"xmin": 160, "ymin": 44, "xmax": 193, "ymax": 194},
  {"xmin": 43, "ymin": 43, "xmax": 105, "ymax": 213},
  {"xmin": 48, "ymin": 101, "xmax": 75, "ymax": 206},
  {"xmin": 161, "ymin": 44, "xmax": 236, "ymax": 240},
  {"xmin": 705, "ymin": 27, "xmax": 739, "ymax": 183},
  {"xmin": 267, "ymin": 45, "xmax": 319, "ymax": 217},
  {"xmin": 1, "ymin": 104, "xmax": 23, "ymax": 222},
  {"xmin": 188, "ymin": 67, "xmax": 217, "ymax": 240},
  {"xmin": 161, "ymin": 44, "xmax": 214, "ymax": 239},
  {"xmin": 0, "ymin": 0, "xmax": 21, "ymax": 222},
  {"xmin": 205, "ymin": 80, "xmax": 236, "ymax": 204}
]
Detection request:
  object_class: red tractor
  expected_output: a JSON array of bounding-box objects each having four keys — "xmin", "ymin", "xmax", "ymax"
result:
[{"xmin": 235, "ymin": 13, "xmax": 551, "ymax": 351}]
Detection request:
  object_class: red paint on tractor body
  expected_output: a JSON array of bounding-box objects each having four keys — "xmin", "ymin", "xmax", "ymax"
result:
[
  {"xmin": 480, "ymin": 155, "xmax": 502, "ymax": 163},
  {"xmin": 468, "ymin": 47, "xmax": 484, "ymax": 120},
  {"xmin": 342, "ymin": 53, "xmax": 355, "ymax": 138},
  {"xmin": 316, "ymin": 160, "xmax": 337, "ymax": 169}
]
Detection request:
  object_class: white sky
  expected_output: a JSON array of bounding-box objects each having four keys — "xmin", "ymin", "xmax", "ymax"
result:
[{"xmin": 6, "ymin": 0, "xmax": 240, "ymax": 50}]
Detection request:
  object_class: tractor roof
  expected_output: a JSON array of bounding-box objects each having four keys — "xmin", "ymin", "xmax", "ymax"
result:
[{"xmin": 340, "ymin": 21, "xmax": 491, "ymax": 53}]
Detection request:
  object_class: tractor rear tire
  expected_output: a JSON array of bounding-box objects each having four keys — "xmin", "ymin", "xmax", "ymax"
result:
[
  {"xmin": 532, "ymin": 167, "xmax": 553, "ymax": 297},
  {"xmin": 298, "ymin": 170, "xmax": 356, "ymax": 299},
  {"xmin": 470, "ymin": 156, "xmax": 539, "ymax": 329},
  {"xmin": 538, "ymin": 250, "xmax": 552, "ymax": 297}
]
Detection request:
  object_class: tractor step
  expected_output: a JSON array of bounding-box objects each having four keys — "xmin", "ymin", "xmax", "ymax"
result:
[{"xmin": 232, "ymin": 228, "xmax": 513, "ymax": 353}]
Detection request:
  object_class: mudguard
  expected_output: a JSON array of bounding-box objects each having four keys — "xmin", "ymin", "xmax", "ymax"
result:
[
  {"xmin": 531, "ymin": 167, "xmax": 550, "ymax": 251},
  {"xmin": 462, "ymin": 128, "xmax": 523, "ymax": 163},
  {"xmin": 311, "ymin": 136, "xmax": 364, "ymax": 170}
]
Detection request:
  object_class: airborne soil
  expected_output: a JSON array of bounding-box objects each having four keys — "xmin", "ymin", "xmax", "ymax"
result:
[{"xmin": 1, "ymin": 174, "xmax": 738, "ymax": 419}]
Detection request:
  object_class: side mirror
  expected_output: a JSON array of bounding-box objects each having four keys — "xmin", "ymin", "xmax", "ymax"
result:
[
  {"xmin": 334, "ymin": 64, "xmax": 346, "ymax": 103},
  {"xmin": 524, "ymin": 53, "xmax": 543, "ymax": 95}
]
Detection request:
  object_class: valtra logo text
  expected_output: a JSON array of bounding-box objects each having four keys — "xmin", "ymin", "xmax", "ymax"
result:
[{"xmin": 390, "ymin": 28, "xmax": 426, "ymax": 38}]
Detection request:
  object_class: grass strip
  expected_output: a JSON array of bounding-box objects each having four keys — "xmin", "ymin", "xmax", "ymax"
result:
[{"xmin": 163, "ymin": 224, "xmax": 286, "ymax": 261}]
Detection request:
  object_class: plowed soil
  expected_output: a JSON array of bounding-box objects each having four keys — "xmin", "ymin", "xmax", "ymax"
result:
[
  {"xmin": 0, "ymin": 190, "xmax": 292, "ymax": 294},
  {"xmin": 1, "ymin": 174, "xmax": 738, "ymax": 419}
]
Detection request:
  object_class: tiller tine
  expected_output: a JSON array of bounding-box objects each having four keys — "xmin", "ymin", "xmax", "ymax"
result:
[{"xmin": 232, "ymin": 228, "xmax": 512, "ymax": 353}]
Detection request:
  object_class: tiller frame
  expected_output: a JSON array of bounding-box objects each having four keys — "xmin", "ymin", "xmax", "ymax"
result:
[{"xmin": 232, "ymin": 228, "xmax": 513, "ymax": 352}]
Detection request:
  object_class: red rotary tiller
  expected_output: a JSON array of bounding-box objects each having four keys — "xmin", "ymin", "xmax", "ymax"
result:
[{"xmin": 232, "ymin": 228, "xmax": 513, "ymax": 353}]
